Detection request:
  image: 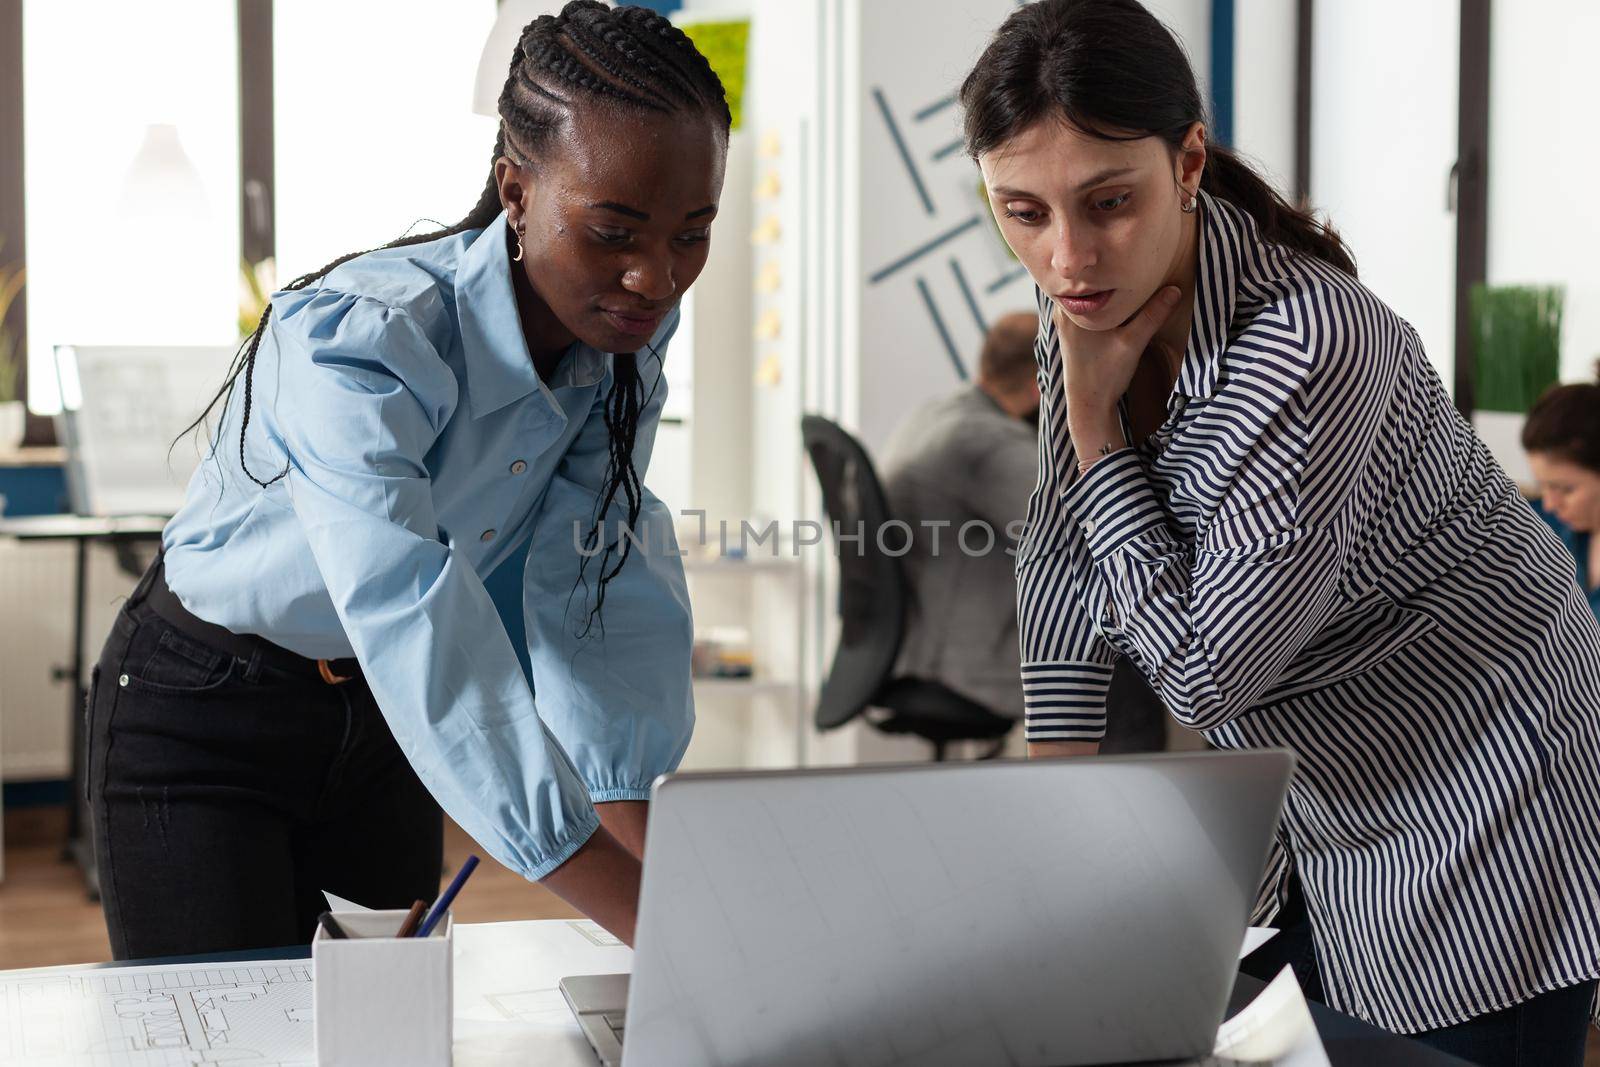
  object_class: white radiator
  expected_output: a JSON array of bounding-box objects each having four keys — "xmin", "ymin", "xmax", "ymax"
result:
[{"xmin": 0, "ymin": 541, "xmax": 141, "ymax": 782}]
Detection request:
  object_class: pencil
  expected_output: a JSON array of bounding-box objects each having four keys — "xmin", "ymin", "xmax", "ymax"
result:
[
  {"xmin": 394, "ymin": 900, "xmax": 428, "ymax": 939},
  {"xmin": 317, "ymin": 912, "xmax": 348, "ymax": 940},
  {"xmin": 415, "ymin": 855, "xmax": 480, "ymax": 938}
]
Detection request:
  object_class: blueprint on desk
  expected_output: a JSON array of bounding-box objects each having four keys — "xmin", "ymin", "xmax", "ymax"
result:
[
  {"xmin": 0, "ymin": 920, "xmax": 635, "ymax": 1067},
  {"xmin": 0, "ymin": 960, "xmax": 314, "ymax": 1066}
]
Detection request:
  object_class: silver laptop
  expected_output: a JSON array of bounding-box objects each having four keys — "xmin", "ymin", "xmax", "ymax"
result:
[{"xmin": 561, "ymin": 749, "xmax": 1293, "ymax": 1067}]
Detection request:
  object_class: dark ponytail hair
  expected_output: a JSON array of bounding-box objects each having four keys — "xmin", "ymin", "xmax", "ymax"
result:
[
  {"xmin": 1522, "ymin": 366, "xmax": 1600, "ymax": 475},
  {"xmin": 182, "ymin": 0, "xmax": 729, "ymax": 630},
  {"xmin": 959, "ymin": 0, "xmax": 1356, "ymax": 276}
]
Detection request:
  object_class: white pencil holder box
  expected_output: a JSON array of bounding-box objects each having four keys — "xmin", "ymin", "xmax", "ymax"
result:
[{"xmin": 313, "ymin": 909, "xmax": 453, "ymax": 1067}]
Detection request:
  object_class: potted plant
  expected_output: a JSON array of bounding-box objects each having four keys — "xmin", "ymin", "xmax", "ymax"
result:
[
  {"xmin": 1471, "ymin": 283, "xmax": 1563, "ymax": 413},
  {"xmin": 1469, "ymin": 283, "xmax": 1564, "ymax": 489},
  {"xmin": 0, "ymin": 243, "xmax": 24, "ymax": 452}
]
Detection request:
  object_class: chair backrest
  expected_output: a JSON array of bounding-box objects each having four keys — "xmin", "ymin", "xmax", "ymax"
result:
[{"xmin": 800, "ymin": 414, "xmax": 907, "ymax": 731}]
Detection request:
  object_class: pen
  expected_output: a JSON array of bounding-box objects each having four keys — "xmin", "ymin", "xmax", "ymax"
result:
[
  {"xmin": 394, "ymin": 899, "xmax": 429, "ymax": 939},
  {"xmin": 415, "ymin": 855, "xmax": 479, "ymax": 938},
  {"xmin": 317, "ymin": 912, "xmax": 348, "ymax": 940}
]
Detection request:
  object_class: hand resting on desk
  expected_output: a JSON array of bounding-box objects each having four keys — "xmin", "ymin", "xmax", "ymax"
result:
[{"xmin": 1028, "ymin": 740, "xmax": 1102, "ymax": 758}]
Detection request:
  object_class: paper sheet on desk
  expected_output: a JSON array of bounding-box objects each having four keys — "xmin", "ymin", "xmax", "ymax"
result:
[
  {"xmin": 1240, "ymin": 926, "xmax": 1279, "ymax": 958},
  {"xmin": 1214, "ymin": 965, "xmax": 1331, "ymax": 1066},
  {"xmin": 451, "ymin": 920, "xmax": 632, "ymax": 1066},
  {"xmin": 323, "ymin": 889, "xmax": 369, "ymax": 913},
  {"xmin": 0, "ymin": 958, "xmax": 315, "ymax": 1066}
]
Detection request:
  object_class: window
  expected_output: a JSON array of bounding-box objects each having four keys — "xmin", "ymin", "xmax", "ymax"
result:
[
  {"xmin": 1311, "ymin": 0, "xmax": 1460, "ymax": 385},
  {"xmin": 23, "ymin": 1, "xmax": 239, "ymax": 413},
  {"xmin": 272, "ymin": 0, "xmax": 498, "ymax": 281},
  {"xmin": 1487, "ymin": 0, "xmax": 1600, "ymax": 383}
]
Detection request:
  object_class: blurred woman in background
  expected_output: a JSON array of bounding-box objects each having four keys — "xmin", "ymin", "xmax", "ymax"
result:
[{"xmin": 1524, "ymin": 373, "xmax": 1600, "ymax": 621}]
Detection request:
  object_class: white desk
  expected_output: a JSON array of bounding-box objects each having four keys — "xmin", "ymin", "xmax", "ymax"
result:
[
  {"xmin": 451, "ymin": 919, "xmax": 631, "ymax": 1065},
  {"xmin": 0, "ymin": 918, "xmax": 1469, "ymax": 1066},
  {"xmin": 0, "ymin": 919, "xmax": 629, "ymax": 1065}
]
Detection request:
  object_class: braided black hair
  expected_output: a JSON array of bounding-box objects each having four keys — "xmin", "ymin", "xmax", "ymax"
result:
[{"xmin": 181, "ymin": 0, "xmax": 729, "ymax": 632}]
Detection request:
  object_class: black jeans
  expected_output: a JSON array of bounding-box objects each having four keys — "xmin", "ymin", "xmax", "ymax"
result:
[
  {"xmin": 1240, "ymin": 875, "xmax": 1597, "ymax": 1066},
  {"xmin": 87, "ymin": 564, "xmax": 442, "ymax": 960}
]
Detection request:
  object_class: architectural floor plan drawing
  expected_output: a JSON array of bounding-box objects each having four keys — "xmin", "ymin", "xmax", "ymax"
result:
[
  {"xmin": 0, "ymin": 920, "xmax": 637, "ymax": 1066},
  {"xmin": 0, "ymin": 961, "xmax": 314, "ymax": 1066}
]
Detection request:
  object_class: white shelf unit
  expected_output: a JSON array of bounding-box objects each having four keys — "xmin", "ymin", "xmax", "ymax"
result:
[
  {"xmin": 663, "ymin": 113, "xmax": 814, "ymax": 774},
  {"xmin": 680, "ymin": 548, "xmax": 809, "ymax": 772}
]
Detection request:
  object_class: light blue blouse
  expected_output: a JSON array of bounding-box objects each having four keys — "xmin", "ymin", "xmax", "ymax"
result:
[{"xmin": 163, "ymin": 212, "xmax": 694, "ymax": 880}]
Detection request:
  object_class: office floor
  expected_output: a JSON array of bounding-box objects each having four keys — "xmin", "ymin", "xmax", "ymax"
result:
[
  {"xmin": 0, "ymin": 804, "xmax": 579, "ymax": 971},
  {"xmin": 2, "ymin": 805, "xmax": 1598, "ymax": 1064}
]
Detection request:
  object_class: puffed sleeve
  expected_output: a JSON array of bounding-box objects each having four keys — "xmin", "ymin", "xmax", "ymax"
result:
[
  {"xmin": 520, "ymin": 310, "xmax": 695, "ymax": 803},
  {"xmin": 273, "ymin": 286, "xmax": 604, "ymax": 880},
  {"xmin": 1017, "ymin": 287, "xmax": 1119, "ymax": 742}
]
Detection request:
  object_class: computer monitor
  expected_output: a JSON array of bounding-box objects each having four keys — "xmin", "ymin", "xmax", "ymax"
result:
[{"xmin": 53, "ymin": 344, "xmax": 233, "ymax": 517}]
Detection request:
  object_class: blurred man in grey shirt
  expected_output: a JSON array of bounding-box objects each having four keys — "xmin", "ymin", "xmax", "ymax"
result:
[{"xmin": 880, "ymin": 311, "xmax": 1164, "ymax": 750}]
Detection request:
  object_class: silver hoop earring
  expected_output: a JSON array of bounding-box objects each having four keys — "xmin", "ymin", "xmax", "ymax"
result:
[
  {"xmin": 512, "ymin": 222, "xmax": 525, "ymax": 263},
  {"xmin": 1180, "ymin": 192, "xmax": 1198, "ymax": 214}
]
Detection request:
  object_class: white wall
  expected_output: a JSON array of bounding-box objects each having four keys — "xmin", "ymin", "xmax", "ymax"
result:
[
  {"xmin": 662, "ymin": 0, "xmax": 822, "ymax": 770},
  {"xmin": 854, "ymin": 0, "xmax": 1028, "ymax": 450},
  {"xmin": 682, "ymin": 135, "xmax": 754, "ymax": 525},
  {"xmin": 731, "ymin": 0, "xmax": 822, "ymax": 531},
  {"xmin": 1487, "ymin": 0, "xmax": 1600, "ymax": 383},
  {"xmin": 853, "ymin": 0, "xmax": 1212, "ymax": 451},
  {"xmin": 1144, "ymin": 0, "xmax": 1213, "ymax": 106}
]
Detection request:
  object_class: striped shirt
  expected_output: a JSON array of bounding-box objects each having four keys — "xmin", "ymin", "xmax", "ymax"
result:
[{"xmin": 1017, "ymin": 190, "xmax": 1600, "ymax": 1034}]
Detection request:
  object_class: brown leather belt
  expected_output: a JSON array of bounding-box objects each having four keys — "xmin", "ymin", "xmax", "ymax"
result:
[{"xmin": 141, "ymin": 557, "xmax": 360, "ymax": 685}]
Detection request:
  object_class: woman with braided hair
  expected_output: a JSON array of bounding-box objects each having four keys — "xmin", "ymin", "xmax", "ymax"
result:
[{"xmin": 87, "ymin": 1, "xmax": 728, "ymax": 956}]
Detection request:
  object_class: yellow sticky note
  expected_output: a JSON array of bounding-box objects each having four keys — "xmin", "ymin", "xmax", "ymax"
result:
[
  {"xmin": 751, "ymin": 215, "xmax": 782, "ymax": 245},
  {"xmin": 755, "ymin": 169, "xmax": 782, "ymax": 200},
  {"xmin": 756, "ymin": 260, "xmax": 782, "ymax": 294},
  {"xmin": 754, "ymin": 308, "xmax": 782, "ymax": 341},
  {"xmin": 756, "ymin": 352, "xmax": 783, "ymax": 386}
]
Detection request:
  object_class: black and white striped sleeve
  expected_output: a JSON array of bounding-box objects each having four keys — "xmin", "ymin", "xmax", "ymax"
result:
[
  {"xmin": 1054, "ymin": 325, "xmax": 1371, "ymax": 731},
  {"xmin": 1016, "ymin": 290, "xmax": 1117, "ymax": 743},
  {"xmin": 1061, "ymin": 447, "xmax": 1349, "ymax": 730}
]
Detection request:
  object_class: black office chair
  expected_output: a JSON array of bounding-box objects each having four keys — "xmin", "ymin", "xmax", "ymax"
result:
[{"xmin": 801, "ymin": 414, "xmax": 1015, "ymax": 761}]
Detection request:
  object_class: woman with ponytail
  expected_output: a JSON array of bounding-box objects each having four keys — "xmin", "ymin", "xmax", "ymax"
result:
[
  {"xmin": 88, "ymin": 1, "xmax": 728, "ymax": 956},
  {"xmin": 963, "ymin": 1, "xmax": 1600, "ymax": 1061}
]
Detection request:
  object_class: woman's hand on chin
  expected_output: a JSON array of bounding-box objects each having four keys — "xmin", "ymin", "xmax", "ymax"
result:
[{"xmin": 1058, "ymin": 286, "xmax": 1182, "ymax": 441}]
